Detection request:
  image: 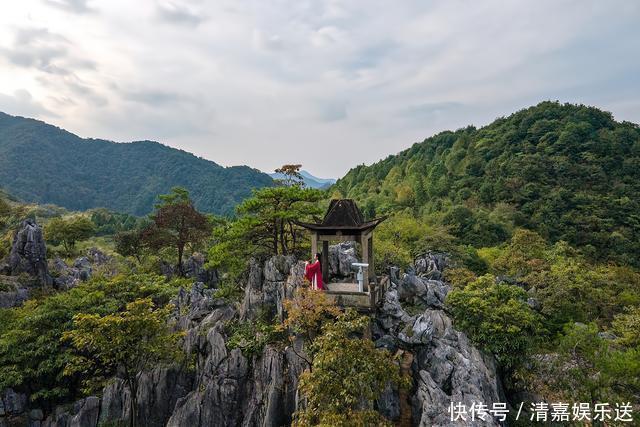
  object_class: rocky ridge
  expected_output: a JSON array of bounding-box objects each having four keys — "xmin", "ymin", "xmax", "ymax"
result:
[{"xmin": 1, "ymin": 249, "xmax": 502, "ymax": 427}]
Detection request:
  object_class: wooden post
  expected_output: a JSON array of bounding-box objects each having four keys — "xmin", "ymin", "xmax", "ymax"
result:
[
  {"xmin": 368, "ymin": 234, "xmax": 375, "ymax": 282},
  {"xmin": 322, "ymin": 240, "xmax": 329, "ymax": 282},
  {"xmin": 310, "ymin": 232, "xmax": 318, "ymax": 261},
  {"xmin": 361, "ymin": 233, "xmax": 369, "ymax": 291}
]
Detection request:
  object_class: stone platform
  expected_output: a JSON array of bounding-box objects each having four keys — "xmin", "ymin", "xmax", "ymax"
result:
[{"xmin": 324, "ymin": 281, "xmax": 373, "ymax": 311}]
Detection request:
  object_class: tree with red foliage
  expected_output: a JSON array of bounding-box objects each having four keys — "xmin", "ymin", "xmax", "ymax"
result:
[{"xmin": 143, "ymin": 187, "xmax": 210, "ymax": 275}]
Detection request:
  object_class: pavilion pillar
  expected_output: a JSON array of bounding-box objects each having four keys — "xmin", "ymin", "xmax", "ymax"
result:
[
  {"xmin": 361, "ymin": 234, "xmax": 369, "ymax": 291},
  {"xmin": 322, "ymin": 240, "xmax": 329, "ymax": 281},
  {"xmin": 368, "ymin": 234, "xmax": 375, "ymax": 282},
  {"xmin": 310, "ymin": 232, "xmax": 318, "ymax": 261}
]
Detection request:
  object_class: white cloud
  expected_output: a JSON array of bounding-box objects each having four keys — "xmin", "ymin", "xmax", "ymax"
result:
[{"xmin": 0, "ymin": 0, "xmax": 638, "ymax": 177}]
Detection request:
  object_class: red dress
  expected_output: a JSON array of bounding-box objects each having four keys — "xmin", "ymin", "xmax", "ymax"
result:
[{"xmin": 304, "ymin": 261, "xmax": 324, "ymax": 290}]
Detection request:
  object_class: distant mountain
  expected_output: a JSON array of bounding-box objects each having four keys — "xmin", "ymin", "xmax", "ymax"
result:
[
  {"xmin": 269, "ymin": 170, "xmax": 336, "ymax": 189},
  {"xmin": 0, "ymin": 112, "xmax": 274, "ymax": 216},
  {"xmin": 334, "ymin": 101, "xmax": 640, "ymax": 266}
]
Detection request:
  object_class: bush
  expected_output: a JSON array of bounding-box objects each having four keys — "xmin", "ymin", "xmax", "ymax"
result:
[
  {"xmin": 0, "ymin": 274, "xmax": 189, "ymax": 407},
  {"xmin": 446, "ymin": 275, "xmax": 542, "ymax": 371}
]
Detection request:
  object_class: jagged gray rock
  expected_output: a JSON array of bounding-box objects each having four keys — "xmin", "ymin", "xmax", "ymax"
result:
[
  {"xmin": 240, "ymin": 255, "xmax": 296, "ymax": 321},
  {"xmin": 160, "ymin": 253, "xmax": 219, "ymax": 288},
  {"xmin": 51, "ymin": 249, "xmax": 119, "ymax": 290},
  {"xmin": 5, "ymin": 219, "xmax": 52, "ymax": 285},
  {"xmin": 328, "ymin": 241, "xmax": 358, "ymax": 279},
  {"xmin": 0, "ymin": 389, "xmax": 27, "ymax": 416},
  {"xmin": 375, "ymin": 253, "xmax": 502, "ymax": 426},
  {"xmin": 86, "ymin": 247, "xmax": 110, "ymax": 265},
  {"xmin": 183, "ymin": 253, "xmax": 219, "ymax": 288},
  {"xmin": 42, "ymin": 396, "xmax": 100, "ymax": 427},
  {"xmin": 0, "ymin": 284, "xmax": 29, "ymax": 309},
  {"xmin": 4, "ymin": 252, "xmax": 502, "ymax": 427}
]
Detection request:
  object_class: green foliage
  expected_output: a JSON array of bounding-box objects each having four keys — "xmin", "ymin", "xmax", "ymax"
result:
[
  {"xmin": 213, "ymin": 281, "xmax": 244, "ymax": 302},
  {"xmin": 114, "ymin": 229, "xmax": 145, "ymax": 262},
  {"xmin": 90, "ymin": 208, "xmax": 144, "ymax": 236},
  {"xmin": 0, "ymin": 195, "xmax": 12, "ymax": 259},
  {"xmin": 612, "ymin": 306, "xmax": 640, "ymax": 347},
  {"xmin": 0, "ymin": 112, "xmax": 274, "ymax": 216},
  {"xmin": 293, "ymin": 310, "xmax": 404, "ymax": 426},
  {"xmin": 446, "ymin": 275, "xmax": 542, "ymax": 371},
  {"xmin": 373, "ymin": 211, "xmax": 457, "ymax": 272},
  {"xmin": 537, "ymin": 323, "xmax": 614, "ymax": 404},
  {"xmin": 283, "ymin": 285, "xmax": 341, "ymax": 345},
  {"xmin": 64, "ymin": 298, "xmax": 184, "ymax": 426},
  {"xmin": 485, "ymin": 230, "xmax": 640, "ymax": 334},
  {"xmin": 224, "ymin": 316, "xmax": 286, "ymax": 359},
  {"xmin": 44, "ymin": 215, "xmax": 96, "ymax": 256},
  {"xmin": 334, "ymin": 102, "xmax": 640, "ymax": 266},
  {"xmin": 0, "ymin": 274, "xmax": 189, "ymax": 407},
  {"xmin": 466, "ymin": 229, "xmax": 640, "ymax": 401},
  {"xmin": 207, "ymin": 186, "xmax": 323, "ymax": 278}
]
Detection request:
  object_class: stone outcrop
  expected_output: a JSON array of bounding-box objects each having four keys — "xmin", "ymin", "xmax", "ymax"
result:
[
  {"xmin": 328, "ymin": 241, "xmax": 358, "ymax": 279},
  {"xmin": 183, "ymin": 253, "xmax": 219, "ymax": 288},
  {"xmin": 161, "ymin": 253, "xmax": 219, "ymax": 289},
  {"xmin": 1, "ymin": 253, "xmax": 502, "ymax": 427},
  {"xmin": 0, "ymin": 275, "xmax": 29, "ymax": 309},
  {"xmin": 374, "ymin": 253, "xmax": 502, "ymax": 426},
  {"xmin": 3, "ymin": 219, "xmax": 52, "ymax": 286},
  {"xmin": 51, "ymin": 248, "xmax": 116, "ymax": 290}
]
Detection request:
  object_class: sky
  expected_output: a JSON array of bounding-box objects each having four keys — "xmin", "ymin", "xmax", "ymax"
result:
[{"xmin": 0, "ymin": 0, "xmax": 639, "ymax": 178}]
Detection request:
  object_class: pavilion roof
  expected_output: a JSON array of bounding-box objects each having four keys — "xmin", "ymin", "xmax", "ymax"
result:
[{"xmin": 294, "ymin": 199, "xmax": 387, "ymax": 233}]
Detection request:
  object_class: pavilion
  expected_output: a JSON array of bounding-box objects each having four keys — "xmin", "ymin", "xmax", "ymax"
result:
[{"xmin": 295, "ymin": 199, "xmax": 388, "ymax": 310}]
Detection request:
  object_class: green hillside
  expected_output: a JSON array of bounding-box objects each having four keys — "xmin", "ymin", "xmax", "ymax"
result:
[
  {"xmin": 334, "ymin": 102, "xmax": 640, "ymax": 266},
  {"xmin": 0, "ymin": 112, "xmax": 274, "ymax": 216}
]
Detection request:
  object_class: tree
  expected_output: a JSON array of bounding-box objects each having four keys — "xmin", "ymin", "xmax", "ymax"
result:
[
  {"xmin": 0, "ymin": 196, "xmax": 12, "ymax": 259},
  {"xmin": 544, "ymin": 323, "xmax": 612, "ymax": 404},
  {"xmin": 293, "ymin": 310, "xmax": 404, "ymax": 426},
  {"xmin": 284, "ymin": 285, "xmax": 341, "ymax": 357},
  {"xmin": 207, "ymin": 186, "xmax": 323, "ymax": 278},
  {"xmin": 44, "ymin": 216, "xmax": 96, "ymax": 255},
  {"xmin": 114, "ymin": 229, "xmax": 145, "ymax": 262},
  {"xmin": 0, "ymin": 274, "xmax": 188, "ymax": 409},
  {"xmin": 142, "ymin": 187, "xmax": 210, "ymax": 275},
  {"xmin": 64, "ymin": 298, "xmax": 184, "ymax": 427},
  {"xmin": 237, "ymin": 186, "xmax": 323, "ymax": 255},
  {"xmin": 274, "ymin": 164, "xmax": 304, "ymax": 187},
  {"xmin": 446, "ymin": 275, "xmax": 541, "ymax": 373}
]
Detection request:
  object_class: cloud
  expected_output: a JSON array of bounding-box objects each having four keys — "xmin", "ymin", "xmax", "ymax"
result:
[
  {"xmin": 1, "ymin": 27, "xmax": 95, "ymax": 75},
  {"xmin": 0, "ymin": 89, "xmax": 58, "ymax": 118},
  {"xmin": 123, "ymin": 88, "xmax": 195, "ymax": 106},
  {"xmin": 44, "ymin": 0, "xmax": 94, "ymax": 14},
  {"xmin": 156, "ymin": 1, "xmax": 205, "ymax": 26},
  {"xmin": 317, "ymin": 99, "xmax": 348, "ymax": 122},
  {"xmin": 0, "ymin": 1, "xmax": 638, "ymax": 177},
  {"xmin": 398, "ymin": 102, "xmax": 464, "ymax": 119},
  {"xmin": 252, "ymin": 30, "xmax": 285, "ymax": 52}
]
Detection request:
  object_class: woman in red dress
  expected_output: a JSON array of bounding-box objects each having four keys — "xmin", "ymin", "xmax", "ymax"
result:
[{"xmin": 304, "ymin": 252, "xmax": 324, "ymax": 290}]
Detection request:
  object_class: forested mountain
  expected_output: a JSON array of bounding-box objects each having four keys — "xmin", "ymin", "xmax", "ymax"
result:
[
  {"xmin": 269, "ymin": 170, "xmax": 336, "ymax": 189},
  {"xmin": 334, "ymin": 102, "xmax": 640, "ymax": 266},
  {"xmin": 0, "ymin": 112, "xmax": 274, "ymax": 215}
]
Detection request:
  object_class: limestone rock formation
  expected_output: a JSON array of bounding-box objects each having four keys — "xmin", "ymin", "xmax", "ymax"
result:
[
  {"xmin": 183, "ymin": 252, "xmax": 219, "ymax": 288},
  {"xmin": 4, "ymin": 219, "xmax": 52, "ymax": 285},
  {"xmin": 328, "ymin": 241, "xmax": 358, "ymax": 279},
  {"xmin": 51, "ymin": 248, "xmax": 117, "ymax": 289},
  {"xmin": 160, "ymin": 253, "xmax": 219, "ymax": 288},
  {"xmin": 374, "ymin": 253, "xmax": 502, "ymax": 426},
  {"xmin": 0, "ymin": 276, "xmax": 29, "ymax": 309},
  {"xmin": 1, "ymin": 253, "xmax": 502, "ymax": 427}
]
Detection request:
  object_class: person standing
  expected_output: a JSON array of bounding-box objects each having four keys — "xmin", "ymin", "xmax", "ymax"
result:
[{"xmin": 304, "ymin": 252, "xmax": 324, "ymax": 290}]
